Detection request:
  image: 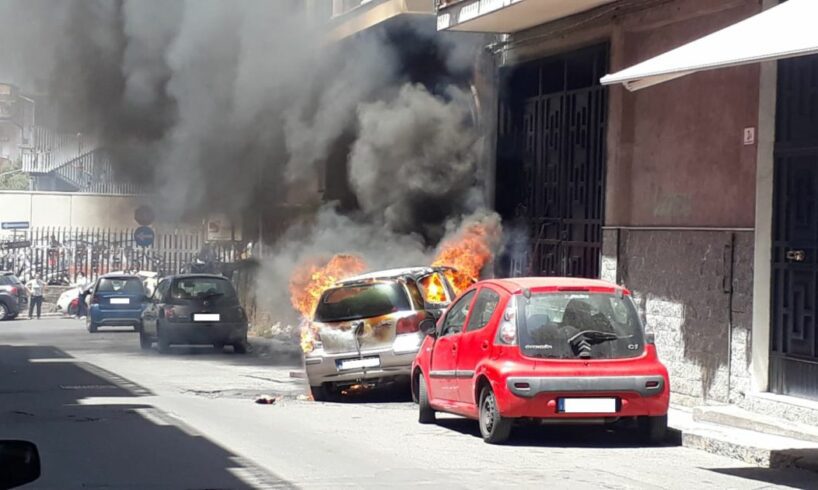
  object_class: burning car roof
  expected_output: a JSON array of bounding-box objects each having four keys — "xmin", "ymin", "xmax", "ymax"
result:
[{"xmin": 337, "ymin": 266, "xmax": 454, "ymax": 285}]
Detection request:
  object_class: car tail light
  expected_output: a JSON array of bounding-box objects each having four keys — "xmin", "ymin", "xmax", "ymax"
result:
[
  {"xmin": 496, "ymin": 297, "xmax": 517, "ymax": 345},
  {"xmin": 396, "ymin": 312, "xmax": 423, "ymax": 334},
  {"xmin": 164, "ymin": 306, "xmax": 177, "ymax": 320}
]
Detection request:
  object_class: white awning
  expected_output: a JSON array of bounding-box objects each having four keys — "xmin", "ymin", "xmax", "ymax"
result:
[{"xmin": 600, "ymin": 0, "xmax": 818, "ymax": 91}]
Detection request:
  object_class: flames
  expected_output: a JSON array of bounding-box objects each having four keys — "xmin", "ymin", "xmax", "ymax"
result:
[
  {"xmin": 432, "ymin": 216, "xmax": 500, "ymax": 294},
  {"xmin": 419, "ymin": 273, "xmax": 447, "ymax": 303},
  {"xmin": 289, "ymin": 254, "xmax": 367, "ymax": 353}
]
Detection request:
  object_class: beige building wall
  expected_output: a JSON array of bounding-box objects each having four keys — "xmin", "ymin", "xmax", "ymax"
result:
[{"xmin": 0, "ymin": 191, "xmax": 199, "ymax": 232}]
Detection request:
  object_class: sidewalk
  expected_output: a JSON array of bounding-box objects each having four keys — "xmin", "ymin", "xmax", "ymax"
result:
[{"xmin": 669, "ymin": 406, "xmax": 818, "ymax": 472}]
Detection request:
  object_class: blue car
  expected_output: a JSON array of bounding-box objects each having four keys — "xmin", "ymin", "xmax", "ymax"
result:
[{"xmin": 87, "ymin": 274, "xmax": 147, "ymax": 333}]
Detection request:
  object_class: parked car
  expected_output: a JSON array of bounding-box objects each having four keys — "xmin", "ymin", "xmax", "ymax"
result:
[
  {"xmin": 0, "ymin": 271, "xmax": 28, "ymax": 321},
  {"xmin": 87, "ymin": 274, "xmax": 147, "ymax": 332},
  {"xmin": 140, "ymin": 274, "xmax": 248, "ymax": 354},
  {"xmin": 412, "ymin": 277, "xmax": 670, "ymax": 444},
  {"xmin": 304, "ymin": 267, "xmax": 457, "ymax": 401}
]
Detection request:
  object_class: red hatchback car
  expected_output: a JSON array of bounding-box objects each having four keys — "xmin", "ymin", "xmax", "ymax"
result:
[{"xmin": 412, "ymin": 277, "xmax": 670, "ymax": 444}]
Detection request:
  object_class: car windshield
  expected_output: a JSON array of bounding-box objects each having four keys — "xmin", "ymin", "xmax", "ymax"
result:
[
  {"xmin": 170, "ymin": 277, "xmax": 236, "ymax": 301},
  {"xmin": 517, "ymin": 292, "xmax": 645, "ymax": 359},
  {"xmin": 97, "ymin": 277, "xmax": 144, "ymax": 294},
  {"xmin": 314, "ymin": 282, "xmax": 411, "ymax": 322}
]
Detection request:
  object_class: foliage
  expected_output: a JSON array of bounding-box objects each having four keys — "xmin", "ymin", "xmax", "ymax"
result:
[{"xmin": 0, "ymin": 157, "xmax": 30, "ymax": 190}]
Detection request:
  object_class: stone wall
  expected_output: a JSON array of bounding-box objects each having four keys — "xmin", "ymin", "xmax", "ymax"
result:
[{"xmin": 603, "ymin": 228, "xmax": 754, "ymax": 405}]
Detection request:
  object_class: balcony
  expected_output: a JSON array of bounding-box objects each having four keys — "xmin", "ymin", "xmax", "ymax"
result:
[
  {"xmin": 327, "ymin": 0, "xmax": 435, "ymax": 42},
  {"xmin": 436, "ymin": 0, "xmax": 616, "ymax": 33}
]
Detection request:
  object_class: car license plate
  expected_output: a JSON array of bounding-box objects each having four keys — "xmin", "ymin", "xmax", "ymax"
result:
[
  {"xmin": 558, "ymin": 398, "xmax": 617, "ymax": 414},
  {"xmin": 337, "ymin": 357, "xmax": 380, "ymax": 371},
  {"xmin": 193, "ymin": 313, "xmax": 220, "ymax": 322},
  {"xmin": 110, "ymin": 298, "xmax": 130, "ymax": 305}
]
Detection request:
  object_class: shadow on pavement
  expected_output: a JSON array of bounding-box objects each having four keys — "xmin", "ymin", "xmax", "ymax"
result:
[
  {"xmin": 0, "ymin": 345, "xmax": 290, "ymax": 489},
  {"xmin": 434, "ymin": 417, "xmax": 680, "ymax": 449},
  {"xmin": 706, "ymin": 467, "xmax": 816, "ymax": 489}
]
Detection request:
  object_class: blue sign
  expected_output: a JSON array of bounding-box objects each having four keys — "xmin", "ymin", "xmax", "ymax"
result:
[
  {"xmin": 1, "ymin": 221, "xmax": 29, "ymax": 230},
  {"xmin": 134, "ymin": 226, "xmax": 155, "ymax": 247}
]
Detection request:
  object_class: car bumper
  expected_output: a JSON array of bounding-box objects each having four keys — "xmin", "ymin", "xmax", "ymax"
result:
[
  {"xmin": 493, "ymin": 374, "xmax": 670, "ymax": 419},
  {"xmin": 91, "ymin": 308, "xmax": 143, "ymax": 326},
  {"xmin": 305, "ymin": 348, "xmax": 417, "ymax": 387},
  {"xmin": 162, "ymin": 322, "xmax": 247, "ymax": 345}
]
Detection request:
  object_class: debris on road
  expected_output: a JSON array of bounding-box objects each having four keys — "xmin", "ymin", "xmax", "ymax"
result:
[{"xmin": 254, "ymin": 395, "xmax": 278, "ymax": 405}]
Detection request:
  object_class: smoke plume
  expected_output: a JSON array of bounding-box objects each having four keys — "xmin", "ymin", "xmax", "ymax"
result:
[{"xmin": 0, "ymin": 0, "xmax": 503, "ymax": 323}]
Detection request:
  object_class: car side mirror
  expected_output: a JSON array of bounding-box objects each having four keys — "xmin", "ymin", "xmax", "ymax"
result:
[
  {"xmin": 419, "ymin": 318, "xmax": 437, "ymax": 337},
  {"xmin": 645, "ymin": 332, "xmax": 655, "ymax": 345},
  {"xmin": 0, "ymin": 440, "xmax": 41, "ymax": 489}
]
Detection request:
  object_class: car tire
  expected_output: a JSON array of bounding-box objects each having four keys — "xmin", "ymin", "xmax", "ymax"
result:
[
  {"xmin": 418, "ymin": 376, "xmax": 436, "ymax": 424},
  {"xmin": 213, "ymin": 342, "xmax": 225, "ymax": 352},
  {"xmin": 0, "ymin": 302, "xmax": 9, "ymax": 321},
  {"xmin": 233, "ymin": 340, "xmax": 248, "ymax": 354},
  {"xmin": 310, "ymin": 385, "xmax": 330, "ymax": 402},
  {"xmin": 157, "ymin": 327, "xmax": 171, "ymax": 354},
  {"xmin": 86, "ymin": 317, "xmax": 98, "ymax": 333},
  {"xmin": 479, "ymin": 386, "xmax": 512, "ymax": 444},
  {"xmin": 638, "ymin": 415, "xmax": 668, "ymax": 445},
  {"xmin": 139, "ymin": 331, "xmax": 153, "ymax": 350}
]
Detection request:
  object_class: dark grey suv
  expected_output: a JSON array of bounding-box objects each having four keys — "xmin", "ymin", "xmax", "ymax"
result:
[
  {"xmin": 0, "ymin": 271, "xmax": 28, "ymax": 321},
  {"xmin": 140, "ymin": 274, "xmax": 249, "ymax": 354}
]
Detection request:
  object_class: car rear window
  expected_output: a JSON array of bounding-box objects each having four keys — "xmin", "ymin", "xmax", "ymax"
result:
[
  {"xmin": 170, "ymin": 277, "xmax": 236, "ymax": 301},
  {"xmin": 97, "ymin": 277, "xmax": 144, "ymax": 294},
  {"xmin": 517, "ymin": 292, "xmax": 645, "ymax": 360},
  {"xmin": 314, "ymin": 282, "xmax": 411, "ymax": 322},
  {"xmin": 0, "ymin": 274, "xmax": 21, "ymax": 285}
]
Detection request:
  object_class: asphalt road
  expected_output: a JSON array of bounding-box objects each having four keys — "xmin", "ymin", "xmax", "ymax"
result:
[{"xmin": 0, "ymin": 318, "xmax": 815, "ymax": 489}]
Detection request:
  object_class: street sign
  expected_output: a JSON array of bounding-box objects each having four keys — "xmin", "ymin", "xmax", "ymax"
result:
[
  {"xmin": 134, "ymin": 205, "xmax": 155, "ymax": 226},
  {"xmin": 0, "ymin": 240, "xmax": 30, "ymax": 250},
  {"xmin": 133, "ymin": 226, "xmax": 155, "ymax": 247},
  {"xmin": 1, "ymin": 221, "xmax": 29, "ymax": 230}
]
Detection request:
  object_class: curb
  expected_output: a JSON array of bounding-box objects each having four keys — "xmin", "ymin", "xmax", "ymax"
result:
[{"xmin": 669, "ymin": 407, "xmax": 818, "ymax": 472}]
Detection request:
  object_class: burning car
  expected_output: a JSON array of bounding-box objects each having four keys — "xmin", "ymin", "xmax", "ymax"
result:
[{"xmin": 303, "ymin": 266, "xmax": 457, "ymax": 401}]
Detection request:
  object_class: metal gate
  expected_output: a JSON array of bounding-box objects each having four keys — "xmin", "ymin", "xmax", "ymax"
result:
[
  {"xmin": 497, "ymin": 44, "xmax": 608, "ymax": 278},
  {"xmin": 771, "ymin": 53, "xmax": 818, "ymax": 400},
  {"xmin": 0, "ymin": 227, "xmax": 241, "ymax": 285}
]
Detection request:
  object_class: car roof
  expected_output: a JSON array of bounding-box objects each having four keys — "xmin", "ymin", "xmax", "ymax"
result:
[
  {"xmin": 167, "ymin": 274, "xmax": 229, "ymax": 280},
  {"xmin": 338, "ymin": 266, "xmax": 448, "ymax": 285},
  {"xmin": 100, "ymin": 273, "xmax": 140, "ymax": 279},
  {"xmin": 481, "ymin": 277, "xmax": 627, "ymax": 294},
  {"xmin": 0, "ymin": 271, "xmax": 14, "ymax": 275}
]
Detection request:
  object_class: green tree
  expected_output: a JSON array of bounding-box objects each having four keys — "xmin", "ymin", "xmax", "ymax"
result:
[{"xmin": 0, "ymin": 157, "xmax": 30, "ymax": 190}]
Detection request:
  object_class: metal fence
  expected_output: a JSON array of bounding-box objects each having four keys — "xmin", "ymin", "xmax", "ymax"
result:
[{"xmin": 0, "ymin": 226, "xmax": 242, "ymax": 284}]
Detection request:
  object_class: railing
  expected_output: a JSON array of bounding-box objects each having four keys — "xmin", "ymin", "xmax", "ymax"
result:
[
  {"xmin": 0, "ymin": 226, "xmax": 244, "ymax": 284},
  {"xmin": 20, "ymin": 126, "xmax": 97, "ymax": 174},
  {"xmin": 331, "ymin": 0, "xmax": 372, "ymax": 17},
  {"xmin": 52, "ymin": 149, "xmax": 149, "ymax": 195}
]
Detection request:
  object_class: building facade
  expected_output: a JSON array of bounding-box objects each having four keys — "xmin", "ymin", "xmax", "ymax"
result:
[{"xmin": 437, "ymin": 0, "xmax": 818, "ymax": 415}]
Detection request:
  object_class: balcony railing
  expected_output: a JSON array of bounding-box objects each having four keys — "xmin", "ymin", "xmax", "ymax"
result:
[{"xmin": 20, "ymin": 126, "xmax": 97, "ymax": 174}]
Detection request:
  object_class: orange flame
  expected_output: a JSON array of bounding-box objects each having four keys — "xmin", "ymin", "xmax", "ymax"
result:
[
  {"xmin": 289, "ymin": 254, "xmax": 367, "ymax": 353},
  {"xmin": 419, "ymin": 273, "xmax": 447, "ymax": 303},
  {"xmin": 432, "ymin": 216, "xmax": 501, "ymax": 295}
]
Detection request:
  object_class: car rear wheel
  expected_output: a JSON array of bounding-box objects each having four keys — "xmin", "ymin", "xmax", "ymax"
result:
[
  {"xmin": 86, "ymin": 317, "xmax": 98, "ymax": 333},
  {"xmin": 479, "ymin": 386, "xmax": 512, "ymax": 444},
  {"xmin": 213, "ymin": 342, "xmax": 225, "ymax": 352},
  {"xmin": 418, "ymin": 376, "xmax": 436, "ymax": 424},
  {"xmin": 139, "ymin": 331, "xmax": 152, "ymax": 350},
  {"xmin": 233, "ymin": 340, "xmax": 248, "ymax": 354},
  {"xmin": 157, "ymin": 327, "xmax": 171, "ymax": 354},
  {"xmin": 310, "ymin": 385, "xmax": 331, "ymax": 402},
  {"xmin": 638, "ymin": 415, "xmax": 668, "ymax": 445},
  {"xmin": 0, "ymin": 302, "xmax": 8, "ymax": 321}
]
